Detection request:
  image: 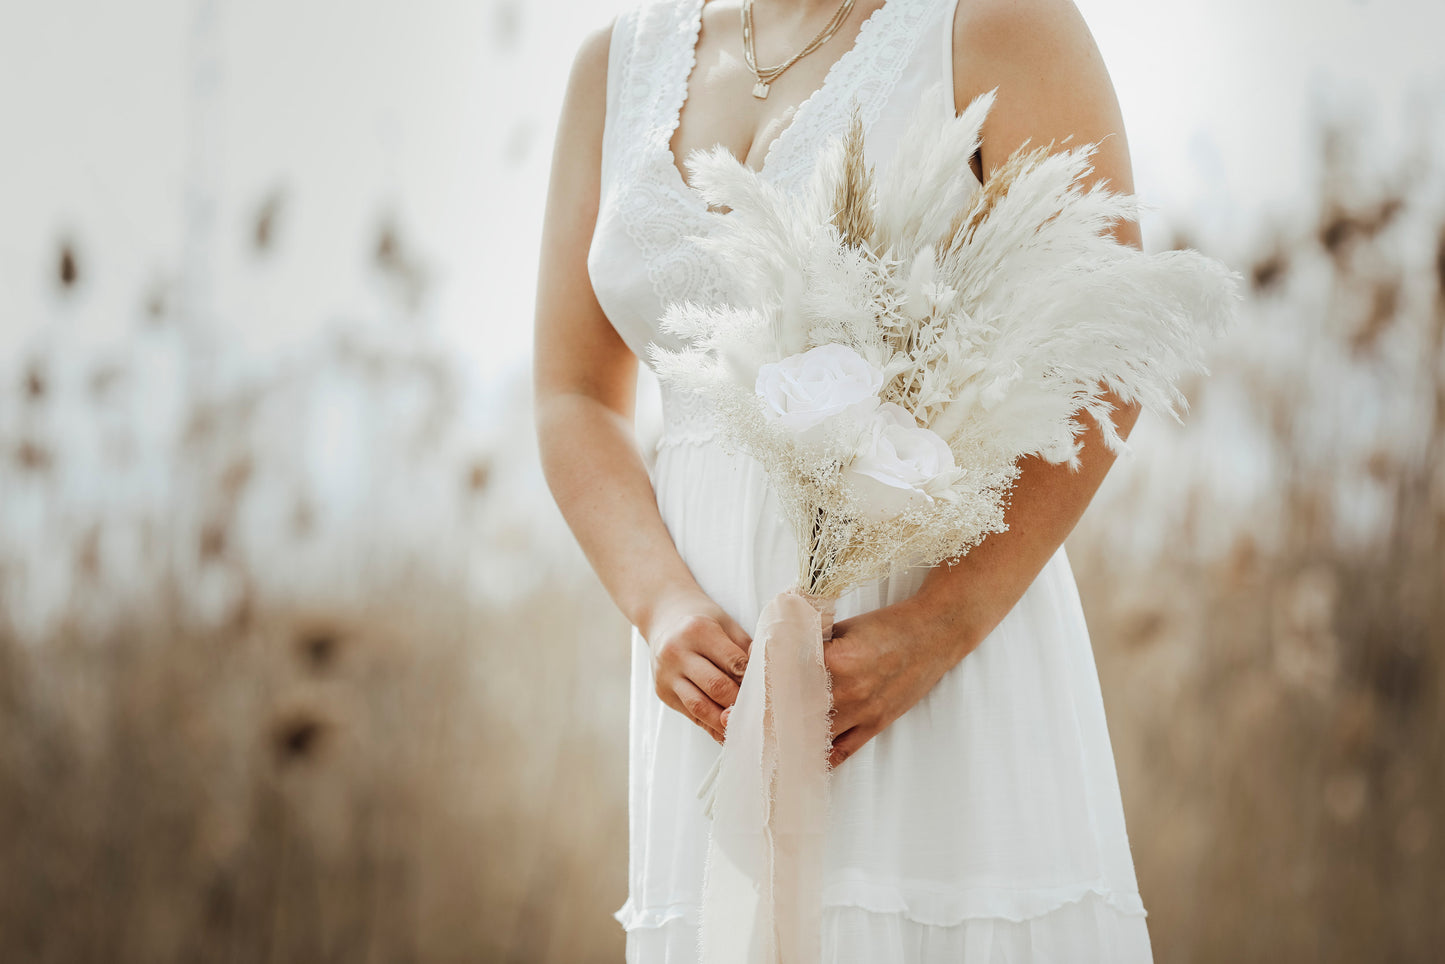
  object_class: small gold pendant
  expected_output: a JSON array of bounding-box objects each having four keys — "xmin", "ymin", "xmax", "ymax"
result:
[{"xmin": 752, "ymin": 80, "xmax": 770, "ymax": 100}]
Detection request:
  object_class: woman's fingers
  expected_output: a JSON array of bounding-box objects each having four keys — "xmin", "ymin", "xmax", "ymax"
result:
[
  {"xmin": 646, "ymin": 600, "xmax": 752, "ymax": 740},
  {"xmin": 673, "ymin": 677, "xmax": 726, "ymax": 742},
  {"xmin": 824, "ymin": 647, "xmax": 867, "ymax": 739},
  {"xmin": 698, "ymin": 629, "xmax": 751, "ymax": 681},
  {"xmin": 716, "ymin": 611, "xmax": 754, "ymax": 656},
  {"xmin": 828, "ymin": 725, "xmax": 872, "ymax": 768},
  {"xmin": 684, "ymin": 652, "xmax": 742, "ymax": 712},
  {"xmin": 656, "ymin": 613, "xmax": 749, "ymax": 679}
]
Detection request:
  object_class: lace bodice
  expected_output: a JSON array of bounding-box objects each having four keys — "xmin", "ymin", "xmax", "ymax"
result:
[{"xmin": 586, "ymin": 0, "xmax": 957, "ymax": 449}]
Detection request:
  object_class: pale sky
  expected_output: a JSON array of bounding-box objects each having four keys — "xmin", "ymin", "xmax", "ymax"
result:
[{"xmin": 2, "ymin": 0, "xmax": 1442, "ymax": 386}]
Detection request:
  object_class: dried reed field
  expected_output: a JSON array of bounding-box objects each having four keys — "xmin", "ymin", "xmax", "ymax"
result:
[{"xmin": 1, "ymin": 125, "xmax": 1441, "ymax": 962}]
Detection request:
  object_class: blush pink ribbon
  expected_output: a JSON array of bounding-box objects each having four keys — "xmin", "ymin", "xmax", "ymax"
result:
[{"xmin": 698, "ymin": 588, "xmax": 837, "ymax": 964}]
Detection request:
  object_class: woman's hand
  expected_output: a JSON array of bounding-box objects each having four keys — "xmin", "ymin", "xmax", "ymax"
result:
[
  {"xmin": 823, "ymin": 599, "xmax": 973, "ymax": 768},
  {"xmin": 643, "ymin": 588, "xmax": 753, "ymax": 744}
]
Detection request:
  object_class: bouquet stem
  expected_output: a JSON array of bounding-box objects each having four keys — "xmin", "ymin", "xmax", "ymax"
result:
[{"xmin": 698, "ymin": 588, "xmax": 836, "ymax": 964}]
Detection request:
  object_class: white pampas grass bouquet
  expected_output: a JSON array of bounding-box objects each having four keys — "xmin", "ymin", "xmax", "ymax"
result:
[{"xmin": 649, "ymin": 83, "xmax": 1241, "ymax": 964}]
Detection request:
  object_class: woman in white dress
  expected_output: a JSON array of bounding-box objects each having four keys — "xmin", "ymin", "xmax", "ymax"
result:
[{"xmin": 535, "ymin": 0, "xmax": 1155, "ymax": 959}]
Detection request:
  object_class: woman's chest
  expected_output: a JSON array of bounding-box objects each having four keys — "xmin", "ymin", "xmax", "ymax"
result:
[
  {"xmin": 667, "ymin": 0, "xmax": 893, "ymax": 185},
  {"xmin": 586, "ymin": 0, "xmax": 956, "ymax": 367}
]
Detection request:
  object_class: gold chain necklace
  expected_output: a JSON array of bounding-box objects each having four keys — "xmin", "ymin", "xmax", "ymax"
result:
[{"xmin": 741, "ymin": 0, "xmax": 858, "ymax": 100}]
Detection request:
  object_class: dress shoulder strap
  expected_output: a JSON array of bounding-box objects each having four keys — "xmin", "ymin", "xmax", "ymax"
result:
[
  {"xmin": 598, "ymin": 3, "xmax": 636, "ymax": 193},
  {"xmin": 938, "ymin": 0, "xmax": 964, "ymax": 115},
  {"xmin": 598, "ymin": 0, "xmax": 693, "ymax": 192}
]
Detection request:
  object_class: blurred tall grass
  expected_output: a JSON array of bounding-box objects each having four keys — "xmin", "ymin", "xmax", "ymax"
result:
[{"xmin": 2, "ymin": 119, "xmax": 1442, "ymax": 963}]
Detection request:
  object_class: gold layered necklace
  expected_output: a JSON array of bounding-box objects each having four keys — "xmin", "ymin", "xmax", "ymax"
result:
[{"xmin": 741, "ymin": 0, "xmax": 858, "ymax": 100}]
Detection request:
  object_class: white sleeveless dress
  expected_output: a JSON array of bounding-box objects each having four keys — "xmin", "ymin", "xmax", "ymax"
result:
[{"xmin": 585, "ymin": 0, "xmax": 1155, "ymax": 960}]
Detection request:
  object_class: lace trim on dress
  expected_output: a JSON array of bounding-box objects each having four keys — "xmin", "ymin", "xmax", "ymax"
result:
[
  {"xmin": 614, "ymin": 879, "xmax": 1147, "ymax": 931},
  {"xmin": 613, "ymin": 0, "xmax": 731, "ymax": 322},
  {"xmin": 656, "ymin": 381, "xmax": 721, "ymax": 451}
]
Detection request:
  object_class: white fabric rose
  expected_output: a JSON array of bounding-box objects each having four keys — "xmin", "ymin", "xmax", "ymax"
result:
[
  {"xmin": 755, "ymin": 344, "xmax": 884, "ymax": 442},
  {"xmin": 845, "ymin": 402, "xmax": 963, "ymax": 521}
]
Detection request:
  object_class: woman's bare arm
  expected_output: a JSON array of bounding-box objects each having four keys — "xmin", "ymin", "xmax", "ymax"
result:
[
  {"xmin": 910, "ymin": 0, "xmax": 1145, "ymax": 645},
  {"xmin": 533, "ymin": 24, "xmax": 751, "ymax": 742},
  {"xmin": 824, "ymin": 0, "xmax": 1144, "ymax": 766}
]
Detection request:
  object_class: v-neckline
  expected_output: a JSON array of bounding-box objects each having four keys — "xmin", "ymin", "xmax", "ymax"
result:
[{"xmin": 662, "ymin": 0, "xmax": 895, "ymax": 207}]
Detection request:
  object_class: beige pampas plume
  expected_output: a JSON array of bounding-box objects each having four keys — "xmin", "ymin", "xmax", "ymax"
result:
[{"xmin": 830, "ymin": 108, "xmax": 877, "ymax": 249}]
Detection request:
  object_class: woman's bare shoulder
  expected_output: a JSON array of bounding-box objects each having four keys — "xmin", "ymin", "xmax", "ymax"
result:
[
  {"xmin": 550, "ymin": 17, "xmax": 618, "ymax": 164},
  {"xmin": 952, "ymin": 0, "xmax": 1122, "ymax": 131},
  {"xmin": 569, "ymin": 19, "xmax": 617, "ymax": 101},
  {"xmin": 951, "ymin": 0, "xmax": 1133, "ymax": 187},
  {"xmin": 952, "ymin": 0, "xmax": 1104, "ymax": 82},
  {"xmin": 956, "ymin": 0, "xmax": 1091, "ymax": 48}
]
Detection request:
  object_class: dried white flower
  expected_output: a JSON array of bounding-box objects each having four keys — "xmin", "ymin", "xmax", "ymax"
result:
[
  {"xmin": 845, "ymin": 402, "xmax": 962, "ymax": 522},
  {"xmin": 755, "ymin": 344, "xmax": 883, "ymax": 443}
]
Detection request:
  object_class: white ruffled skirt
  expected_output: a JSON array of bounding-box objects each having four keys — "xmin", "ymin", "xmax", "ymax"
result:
[{"xmin": 619, "ymin": 430, "xmax": 1152, "ymax": 962}]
